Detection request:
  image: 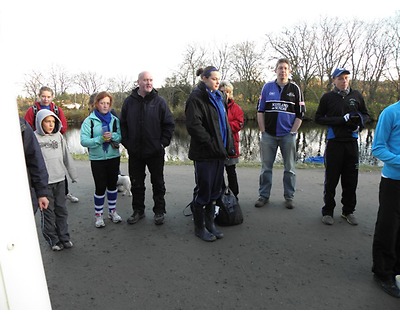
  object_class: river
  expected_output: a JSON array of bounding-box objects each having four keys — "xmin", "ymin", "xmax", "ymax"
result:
[{"xmin": 64, "ymin": 121, "xmax": 379, "ymax": 165}]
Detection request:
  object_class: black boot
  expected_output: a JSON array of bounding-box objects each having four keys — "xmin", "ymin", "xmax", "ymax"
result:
[
  {"xmin": 205, "ymin": 202, "xmax": 224, "ymax": 239},
  {"xmin": 192, "ymin": 204, "xmax": 216, "ymax": 242}
]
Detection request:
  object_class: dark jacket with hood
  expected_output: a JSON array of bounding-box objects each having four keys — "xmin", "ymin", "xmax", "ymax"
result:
[
  {"xmin": 20, "ymin": 117, "xmax": 49, "ymax": 213},
  {"xmin": 120, "ymin": 88, "xmax": 175, "ymax": 159},
  {"xmin": 185, "ymin": 82, "xmax": 235, "ymax": 161}
]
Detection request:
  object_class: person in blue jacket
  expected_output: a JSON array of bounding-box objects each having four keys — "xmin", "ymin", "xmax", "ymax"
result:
[
  {"xmin": 185, "ymin": 66, "xmax": 235, "ymax": 242},
  {"xmin": 81, "ymin": 91, "xmax": 122, "ymax": 228},
  {"xmin": 371, "ymin": 100, "xmax": 400, "ymax": 298}
]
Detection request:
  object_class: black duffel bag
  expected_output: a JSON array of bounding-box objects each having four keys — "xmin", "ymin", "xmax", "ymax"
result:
[{"xmin": 215, "ymin": 187, "xmax": 243, "ymax": 226}]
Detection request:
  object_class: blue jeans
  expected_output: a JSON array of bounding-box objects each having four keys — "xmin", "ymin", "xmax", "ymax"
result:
[{"xmin": 258, "ymin": 132, "xmax": 296, "ymax": 200}]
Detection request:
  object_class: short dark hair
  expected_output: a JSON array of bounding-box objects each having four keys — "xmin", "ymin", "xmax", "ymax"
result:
[
  {"xmin": 89, "ymin": 92, "xmax": 98, "ymax": 107},
  {"xmin": 275, "ymin": 58, "xmax": 291, "ymax": 70},
  {"xmin": 38, "ymin": 86, "xmax": 54, "ymax": 96}
]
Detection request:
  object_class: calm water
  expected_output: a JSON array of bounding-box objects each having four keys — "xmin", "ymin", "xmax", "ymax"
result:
[{"xmin": 65, "ymin": 121, "xmax": 378, "ymax": 165}]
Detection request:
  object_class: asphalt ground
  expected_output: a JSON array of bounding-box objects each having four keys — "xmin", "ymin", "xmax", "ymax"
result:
[{"xmin": 33, "ymin": 160, "xmax": 400, "ymax": 310}]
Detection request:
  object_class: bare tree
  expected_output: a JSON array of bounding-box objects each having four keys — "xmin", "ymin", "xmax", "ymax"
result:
[
  {"xmin": 316, "ymin": 17, "xmax": 352, "ymax": 91},
  {"xmin": 75, "ymin": 71, "xmax": 104, "ymax": 95},
  {"xmin": 109, "ymin": 75, "xmax": 134, "ymax": 109},
  {"xmin": 210, "ymin": 42, "xmax": 233, "ymax": 80},
  {"xmin": 74, "ymin": 71, "xmax": 104, "ymax": 107},
  {"xmin": 265, "ymin": 21, "xmax": 319, "ymax": 99},
  {"xmin": 229, "ymin": 41, "xmax": 264, "ymax": 103},
  {"xmin": 49, "ymin": 65, "xmax": 73, "ymax": 97},
  {"xmin": 385, "ymin": 12, "xmax": 400, "ymax": 101},
  {"xmin": 23, "ymin": 70, "xmax": 45, "ymax": 99},
  {"xmin": 343, "ymin": 19, "xmax": 368, "ymax": 93},
  {"xmin": 177, "ymin": 44, "xmax": 208, "ymax": 87},
  {"xmin": 350, "ymin": 19, "xmax": 391, "ymax": 102}
]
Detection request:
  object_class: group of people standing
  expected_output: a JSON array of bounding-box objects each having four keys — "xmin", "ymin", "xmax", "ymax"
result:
[
  {"xmin": 81, "ymin": 72, "xmax": 176, "ymax": 228},
  {"xmin": 23, "ymin": 86, "xmax": 79, "ymax": 251},
  {"xmin": 21, "ymin": 59, "xmax": 400, "ymax": 299}
]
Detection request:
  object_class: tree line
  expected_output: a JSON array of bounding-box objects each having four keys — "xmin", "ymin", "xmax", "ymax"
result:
[{"xmin": 18, "ymin": 13, "xmax": 400, "ymax": 122}]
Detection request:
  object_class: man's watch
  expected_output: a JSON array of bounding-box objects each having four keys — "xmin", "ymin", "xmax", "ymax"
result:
[{"xmin": 290, "ymin": 132, "xmax": 297, "ymax": 135}]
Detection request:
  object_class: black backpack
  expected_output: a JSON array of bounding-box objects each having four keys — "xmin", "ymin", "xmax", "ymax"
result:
[{"xmin": 31, "ymin": 104, "xmax": 59, "ymax": 130}]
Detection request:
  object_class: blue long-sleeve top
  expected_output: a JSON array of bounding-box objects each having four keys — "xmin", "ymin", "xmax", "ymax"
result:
[{"xmin": 372, "ymin": 100, "xmax": 400, "ymax": 180}]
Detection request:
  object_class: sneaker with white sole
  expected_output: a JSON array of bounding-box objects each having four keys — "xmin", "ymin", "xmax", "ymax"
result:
[
  {"xmin": 322, "ymin": 215, "xmax": 334, "ymax": 225},
  {"xmin": 66, "ymin": 193, "xmax": 79, "ymax": 203},
  {"xmin": 108, "ymin": 210, "xmax": 122, "ymax": 223},
  {"xmin": 63, "ymin": 240, "xmax": 73, "ymax": 249},
  {"xmin": 52, "ymin": 242, "xmax": 64, "ymax": 251},
  {"xmin": 154, "ymin": 212, "xmax": 165, "ymax": 225},
  {"xmin": 95, "ymin": 214, "xmax": 105, "ymax": 228},
  {"xmin": 341, "ymin": 213, "xmax": 358, "ymax": 225}
]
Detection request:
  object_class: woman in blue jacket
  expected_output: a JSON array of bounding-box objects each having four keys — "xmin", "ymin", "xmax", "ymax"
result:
[
  {"xmin": 185, "ymin": 66, "xmax": 235, "ymax": 242},
  {"xmin": 81, "ymin": 91, "xmax": 122, "ymax": 228}
]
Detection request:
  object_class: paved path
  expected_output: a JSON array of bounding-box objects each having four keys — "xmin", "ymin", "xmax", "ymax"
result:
[{"xmin": 35, "ymin": 160, "xmax": 399, "ymax": 310}]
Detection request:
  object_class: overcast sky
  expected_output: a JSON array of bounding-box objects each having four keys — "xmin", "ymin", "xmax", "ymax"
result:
[{"xmin": 0, "ymin": 0, "xmax": 398, "ymax": 96}]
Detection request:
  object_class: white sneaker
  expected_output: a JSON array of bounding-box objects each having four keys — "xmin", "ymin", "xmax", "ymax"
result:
[
  {"xmin": 108, "ymin": 210, "xmax": 122, "ymax": 223},
  {"xmin": 95, "ymin": 215, "xmax": 105, "ymax": 228},
  {"xmin": 66, "ymin": 193, "xmax": 79, "ymax": 203},
  {"xmin": 51, "ymin": 242, "xmax": 64, "ymax": 251}
]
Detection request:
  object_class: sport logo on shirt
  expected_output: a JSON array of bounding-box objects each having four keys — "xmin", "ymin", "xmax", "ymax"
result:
[
  {"xmin": 271, "ymin": 102, "xmax": 289, "ymax": 111},
  {"xmin": 39, "ymin": 140, "xmax": 59, "ymax": 149}
]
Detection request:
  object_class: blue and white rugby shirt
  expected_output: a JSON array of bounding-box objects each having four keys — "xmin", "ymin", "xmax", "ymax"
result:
[{"xmin": 257, "ymin": 80, "xmax": 305, "ymax": 136}]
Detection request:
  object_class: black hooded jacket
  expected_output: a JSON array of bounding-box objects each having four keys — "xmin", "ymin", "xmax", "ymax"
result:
[
  {"xmin": 185, "ymin": 82, "xmax": 235, "ymax": 161},
  {"xmin": 120, "ymin": 88, "xmax": 175, "ymax": 159},
  {"xmin": 20, "ymin": 117, "xmax": 49, "ymax": 212}
]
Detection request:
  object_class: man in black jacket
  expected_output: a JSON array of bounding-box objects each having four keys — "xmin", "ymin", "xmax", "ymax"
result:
[
  {"xmin": 315, "ymin": 68, "xmax": 370, "ymax": 226},
  {"xmin": 120, "ymin": 71, "xmax": 175, "ymax": 225}
]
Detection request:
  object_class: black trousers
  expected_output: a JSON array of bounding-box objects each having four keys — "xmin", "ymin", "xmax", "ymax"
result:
[
  {"xmin": 372, "ymin": 177, "xmax": 400, "ymax": 281},
  {"xmin": 225, "ymin": 164, "xmax": 239, "ymax": 197},
  {"xmin": 128, "ymin": 155, "xmax": 166, "ymax": 214},
  {"xmin": 90, "ymin": 157, "xmax": 120, "ymax": 195},
  {"xmin": 322, "ymin": 140, "xmax": 359, "ymax": 216}
]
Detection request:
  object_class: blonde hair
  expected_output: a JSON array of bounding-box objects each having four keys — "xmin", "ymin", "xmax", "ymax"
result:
[{"xmin": 219, "ymin": 80, "xmax": 234, "ymax": 99}]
